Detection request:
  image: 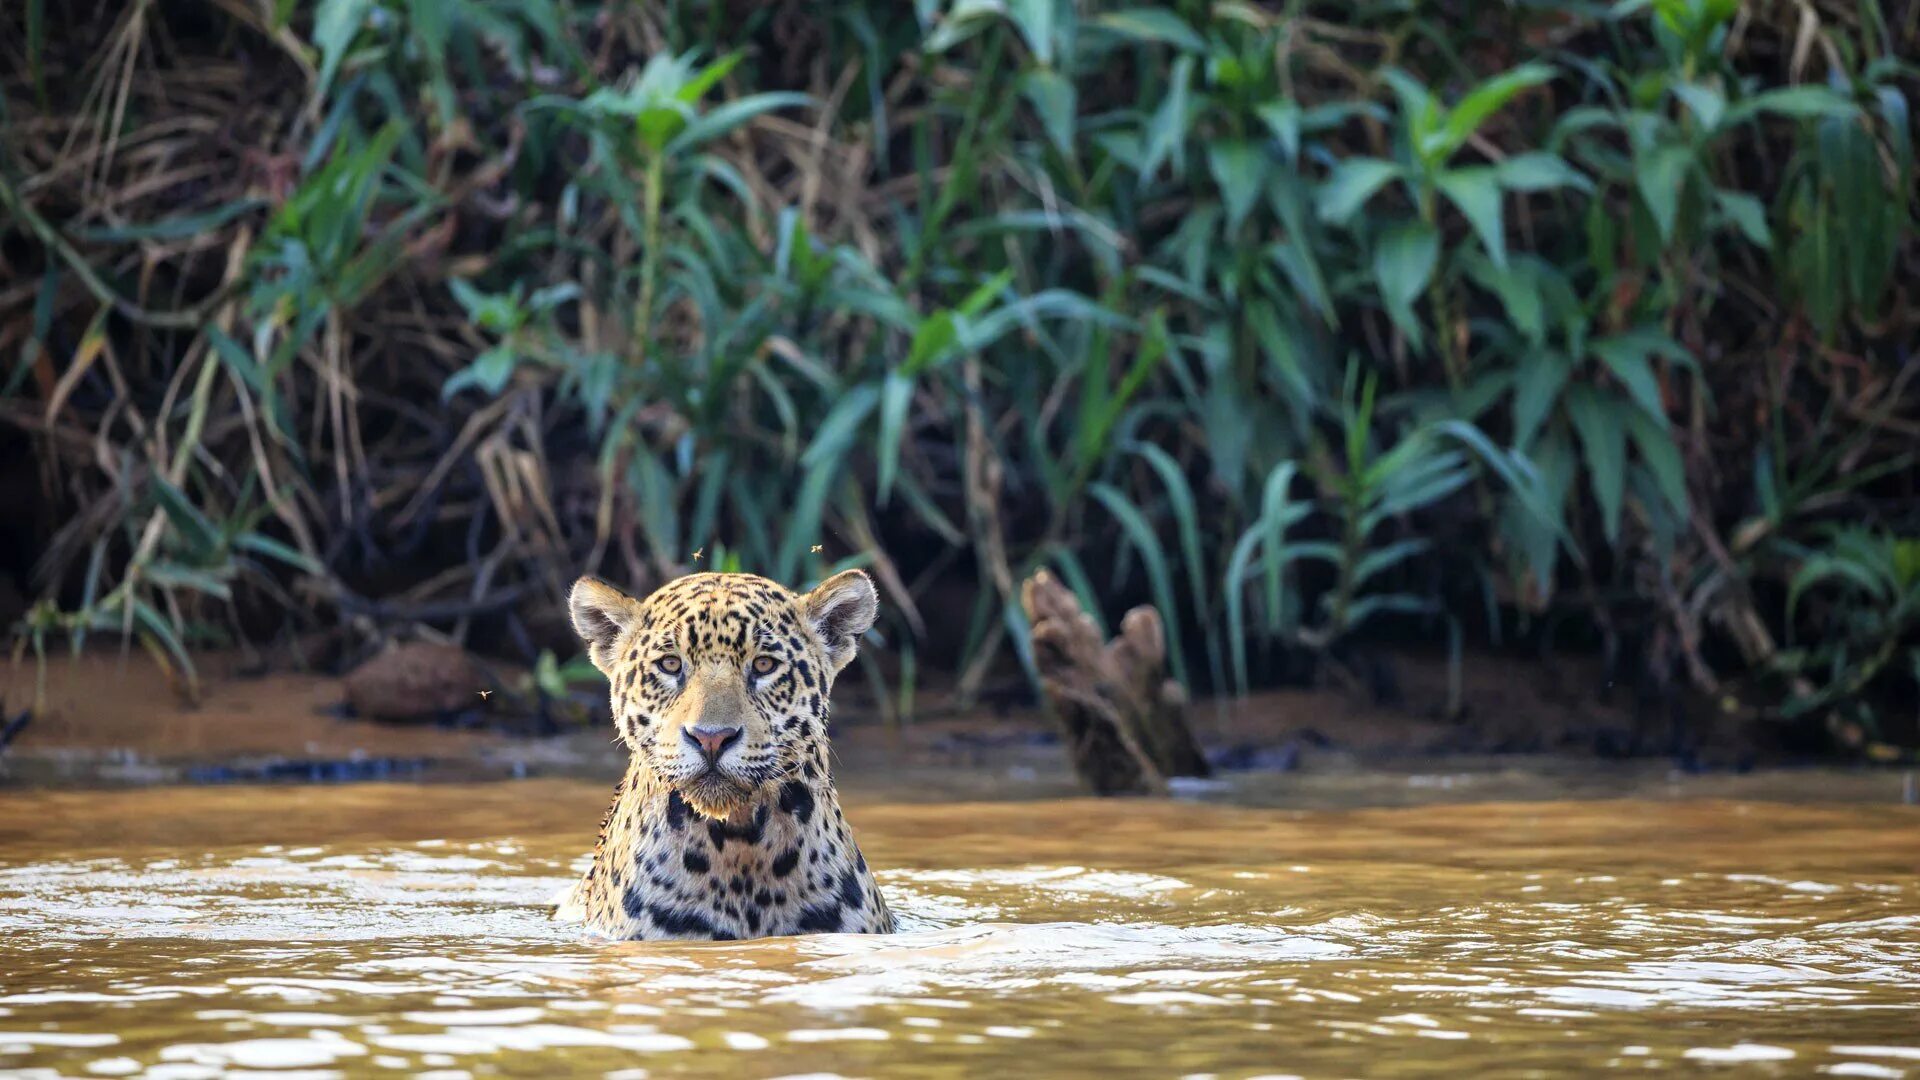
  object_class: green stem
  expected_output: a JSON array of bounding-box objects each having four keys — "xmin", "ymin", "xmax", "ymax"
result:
[
  {"xmin": 635, "ymin": 151, "xmax": 666, "ymax": 370},
  {"xmin": 1329, "ymin": 481, "xmax": 1364, "ymax": 637},
  {"xmin": 1419, "ymin": 187, "xmax": 1467, "ymax": 393}
]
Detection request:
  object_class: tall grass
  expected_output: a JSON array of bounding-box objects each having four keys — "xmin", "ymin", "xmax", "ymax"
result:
[{"xmin": 1, "ymin": 0, "xmax": 1915, "ymax": 752}]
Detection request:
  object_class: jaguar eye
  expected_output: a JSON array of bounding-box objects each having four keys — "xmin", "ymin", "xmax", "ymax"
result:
[
  {"xmin": 656, "ymin": 656, "xmax": 682, "ymax": 675},
  {"xmin": 752, "ymin": 656, "xmax": 777, "ymax": 675}
]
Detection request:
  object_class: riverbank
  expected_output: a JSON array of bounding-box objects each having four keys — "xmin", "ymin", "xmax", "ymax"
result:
[{"xmin": 2, "ymin": 651, "xmax": 1911, "ymax": 809}]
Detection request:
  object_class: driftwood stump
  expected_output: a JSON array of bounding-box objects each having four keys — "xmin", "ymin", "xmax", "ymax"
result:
[{"xmin": 1020, "ymin": 571, "xmax": 1210, "ymax": 795}]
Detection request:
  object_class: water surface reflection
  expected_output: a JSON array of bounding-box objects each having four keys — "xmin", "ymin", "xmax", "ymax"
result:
[{"xmin": 2, "ymin": 782, "xmax": 1917, "ymax": 1076}]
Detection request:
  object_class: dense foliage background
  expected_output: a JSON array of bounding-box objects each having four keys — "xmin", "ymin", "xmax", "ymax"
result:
[{"xmin": 1, "ymin": 0, "xmax": 1915, "ymax": 754}]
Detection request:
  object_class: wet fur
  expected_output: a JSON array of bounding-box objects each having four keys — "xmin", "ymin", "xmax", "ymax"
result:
[{"xmin": 555, "ymin": 571, "xmax": 894, "ymax": 940}]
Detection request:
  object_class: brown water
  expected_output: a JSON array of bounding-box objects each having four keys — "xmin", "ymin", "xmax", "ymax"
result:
[{"xmin": 2, "ymin": 780, "xmax": 1918, "ymax": 1078}]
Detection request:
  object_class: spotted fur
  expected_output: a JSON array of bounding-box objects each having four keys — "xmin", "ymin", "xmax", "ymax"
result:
[{"xmin": 554, "ymin": 570, "xmax": 895, "ymax": 941}]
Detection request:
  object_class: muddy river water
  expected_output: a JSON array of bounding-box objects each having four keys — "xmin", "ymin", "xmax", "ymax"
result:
[{"xmin": 1, "ymin": 778, "xmax": 1918, "ymax": 1077}]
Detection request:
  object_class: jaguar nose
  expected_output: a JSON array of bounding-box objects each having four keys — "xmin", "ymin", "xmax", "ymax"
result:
[{"xmin": 684, "ymin": 725, "xmax": 743, "ymax": 762}]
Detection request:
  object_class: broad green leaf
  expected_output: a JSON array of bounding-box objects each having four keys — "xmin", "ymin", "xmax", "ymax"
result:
[
  {"xmin": 1565, "ymin": 386, "xmax": 1626, "ymax": 542},
  {"xmin": 406, "ymin": 0, "xmax": 453, "ymax": 120},
  {"xmin": 1197, "ymin": 343, "xmax": 1252, "ymax": 488},
  {"xmin": 628, "ymin": 453, "xmax": 679, "ymax": 567},
  {"xmin": 312, "ymin": 0, "xmax": 372, "ymax": 103},
  {"xmin": 1624, "ymin": 407, "xmax": 1688, "ymax": 516},
  {"xmin": 1370, "ymin": 448, "xmax": 1473, "ymax": 523},
  {"xmin": 876, "ymin": 371, "xmax": 913, "ymax": 506},
  {"xmin": 1590, "ymin": 337, "xmax": 1666, "ymax": 422},
  {"xmin": 1635, "ymin": 143, "xmax": 1692, "ymax": 242},
  {"xmin": 1713, "ymin": 190, "xmax": 1769, "ymax": 247},
  {"xmin": 961, "ymin": 288, "xmax": 1123, "ymax": 353},
  {"xmin": 1090, "ymin": 8, "xmax": 1206, "ymax": 52},
  {"xmin": 1437, "ymin": 63, "xmax": 1556, "ymax": 159},
  {"xmin": 1437, "ymin": 166, "xmax": 1506, "ymax": 266},
  {"xmin": 1671, "ymin": 82, "xmax": 1726, "ymax": 130},
  {"xmin": 1267, "ymin": 242, "xmax": 1333, "ymax": 323},
  {"xmin": 528, "ymin": 283, "xmax": 581, "ymax": 312},
  {"xmin": 1353, "ymin": 539, "xmax": 1430, "ymax": 588},
  {"xmin": 956, "ymin": 268, "xmax": 1017, "ymax": 318},
  {"xmin": 442, "ymin": 344, "xmax": 516, "ymax": 399},
  {"xmin": 1266, "ymin": 168, "xmax": 1314, "ymax": 241},
  {"xmin": 685, "ymin": 449, "xmax": 731, "ymax": 553},
  {"xmin": 1317, "ymin": 158, "xmax": 1403, "ymax": 223},
  {"xmin": 1246, "ymin": 299, "xmax": 1317, "ymax": 416},
  {"xmin": 676, "ymin": 52, "xmax": 744, "ymax": 105},
  {"xmin": 1788, "ymin": 554, "xmax": 1888, "ymax": 624},
  {"xmin": 1092, "ymin": 131, "xmax": 1145, "ymax": 171},
  {"xmin": 1382, "ymin": 69, "xmax": 1443, "ymax": 162},
  {"xmin": 1301, "ymin": 101, "xmax": 1379, "ymax": 131},
  {"xmin": 904, "ymin": 312, "xmax": 958, "ymax": 374},
  {"xmin": 776, "ymin": 451, "xmax": 841, "ymax": 585},
  {"xmin": 449, "ymin": 279, "xmax": 524, "ymax": 331},
  {"xmin": 1652, "ymin": 0, "xmax": 1737, "ymax": 34},
  {"xmin": 1127, "ymin": 441, "xmax": 1210, "ymax": 613},
  {"xmin": 150, "ymin": 476, "xmax": 222, "ymax": 560},
  {"xmin": 1073, "ymin": 316, "xmax": 1164, "ymax": 469},
  {"xmin": 1139, "ymin": 55, "xmax": 1193, "ymax": 181},
  {"xmin": 1606, "ymin": 326, "xmax": 1696, "ymax": 368},
  {"xmin": 666, "ymin": 92, "xmax": 810, "ymax": 154},
  {"xmin": 1007, "ymin": 0, "xmax": 1056, "ymax": 63},
  {"xmin": 1019, "ymin": 69, "xmax": 1076, "ymax": 156},
  {"xmin": 1223, "ymin": 524, "xmax": 1262, "ymax": 695},
  {"xmin": 1495, "ymin": 152, "xmax": 1588, "ymax": 192},
  {"xmin": 1511, "ymin": 348, "xmax": 1569, "ymax": 447},
  {"xmin": 800, "ymin": 380, "xmax": 880, "ymax": 467},
  {"xmin": 144, "ymin": 561, "xmax": 234, "ymax": 601},
  {"xmin": 234, "ymin": 532, "xmax": 322, "ymax": 576},
  {"xmin": 1256, "ymin": 100, "xmax": 1301, "ymax": 161},
  {"xmin": 1254, "ymin": 460, "xmax": 1307, "ymax": 640},
  {"xmin": 1371, "ymin": 219, "xmax": 1439, "ymax": 342},
  {"xmin": 1466, "ymin": 256, "xmax": 1545, "ymax": 342},
  {"xmin": 1517, "ymin": 427, "xmax": 1575, "ymax": 594},
  {"xmin": 1459, "ymin": 370, "xmax": 1517, "ymax": 423},
  {"xmin": 1726, "ymin": 85, "xmax": 1856, "ymax": 125},
  {"xmin": 1206, "ymin": 139, "xmax": 1268, "ymax": 229},
  {"xmin": 1340, "ymin": 593, "xmax": 1433, "ymax": 631},
  {"xmin": 1244, "ymin": 457, "xmax": 1305, "ymax": 641},
  {"xmin": 637, "ymin": 101, "xmax": 689, "ymax": 152},
  {"xmin": 923, "ymin": 0, "xmax": 999, "ymax": 53}
]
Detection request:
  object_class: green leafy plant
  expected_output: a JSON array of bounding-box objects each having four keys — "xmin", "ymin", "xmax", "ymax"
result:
[
  {"xmin": 1318, "ymin": 63, "xmax": 1575, "ymax": 353},
  {"xmin": 1779, "ymin": 529, "xmax": 1920, "ymax": 751},
  {"xmin": 2, "ymin": 0, "xmax": 1914, "ymax": 758}
]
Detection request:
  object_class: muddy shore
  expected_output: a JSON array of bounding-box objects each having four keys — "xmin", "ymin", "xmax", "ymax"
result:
[{"xmin": 2, "ymin": 651, "xmax": 1911, "ymax": 810}]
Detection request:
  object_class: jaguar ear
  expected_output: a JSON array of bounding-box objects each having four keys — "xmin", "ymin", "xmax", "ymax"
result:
[
  {"xmin": 569, "ymin": 576, "xmax": 643, "ymax": 675},
  {"xmin": 801, "ymin": 569, "xmax": 879, "ymax": 675}
]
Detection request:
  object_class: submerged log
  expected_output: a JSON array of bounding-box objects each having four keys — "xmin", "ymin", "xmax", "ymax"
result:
[{"xmin": 1020, "ymin": 571, "xmax": 1210, "ymax": 796}]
